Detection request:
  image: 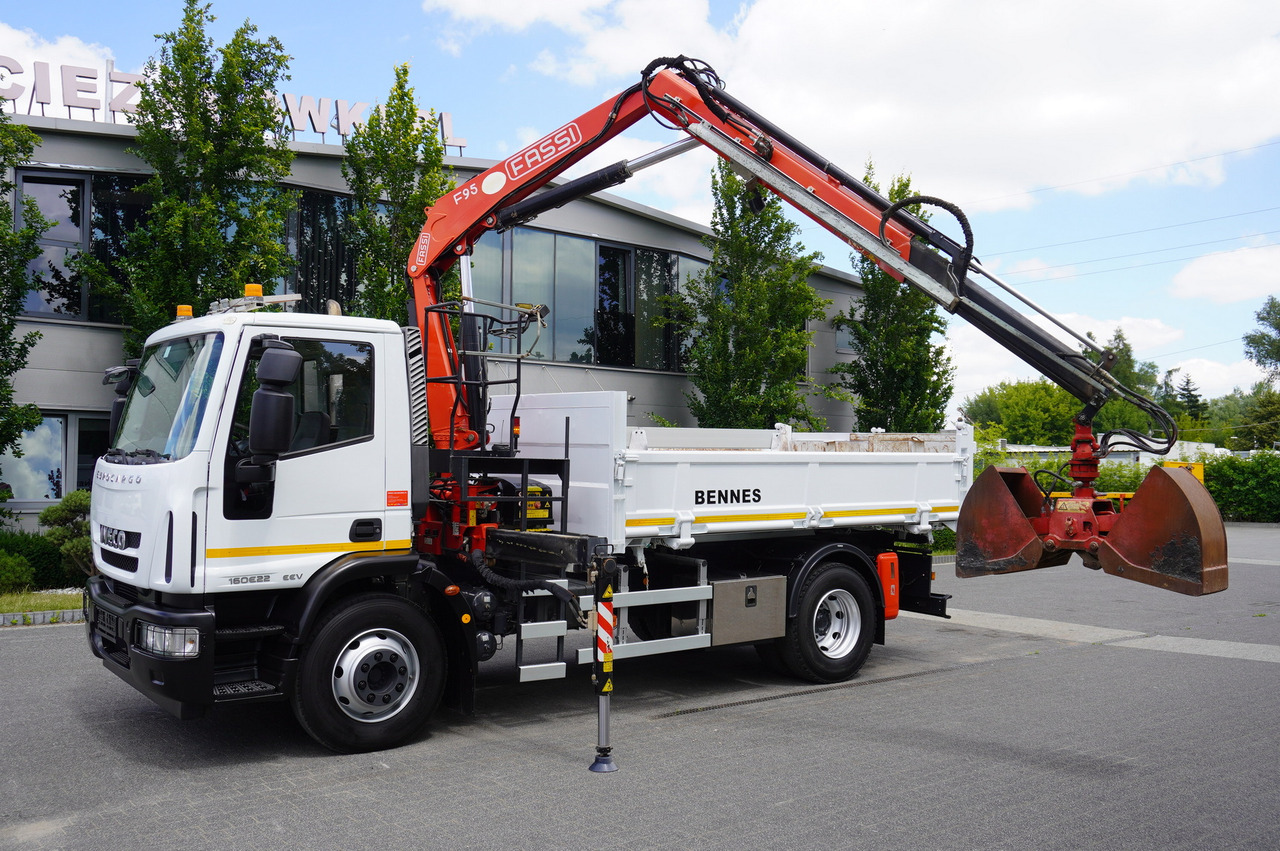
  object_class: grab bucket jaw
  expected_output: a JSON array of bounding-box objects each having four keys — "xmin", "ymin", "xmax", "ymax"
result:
[{"xmin": 955, "ymin": 464, "xmax": 1228, "ymax": 596}]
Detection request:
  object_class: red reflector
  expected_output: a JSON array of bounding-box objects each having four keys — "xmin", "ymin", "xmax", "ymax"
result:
[
  {"xmin": 876, "ymin": 552, "xmax": 899, "ymax": 619},
  {"xmin": 444, "ymin": 584, "xmax": 461, "ymax": 596}
]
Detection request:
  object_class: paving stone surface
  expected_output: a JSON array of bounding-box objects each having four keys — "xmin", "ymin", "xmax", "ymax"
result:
[{"xmin": 1, "ymin": 526, "xmax": 1276, "ymax": 850}]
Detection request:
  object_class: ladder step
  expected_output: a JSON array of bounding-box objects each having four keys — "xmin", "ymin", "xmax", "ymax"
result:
[{"xmin": 519, "ymin": 662, "xmax": 567, "ymax": 682}]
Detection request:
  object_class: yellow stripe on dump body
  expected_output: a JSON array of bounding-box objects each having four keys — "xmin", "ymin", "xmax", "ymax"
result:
[
  {"xmin": 206, "ymin": 540, "xmax": 414, "ymax": 559},
  {"xmin": 625, "ymin": 506, "xmax": 958, "ymax": 530}
]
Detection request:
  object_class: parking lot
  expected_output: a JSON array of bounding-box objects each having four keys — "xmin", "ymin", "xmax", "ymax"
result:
[{"xmin": 1, "ymin": 525, "xmax": 1277, "ymax": 850}]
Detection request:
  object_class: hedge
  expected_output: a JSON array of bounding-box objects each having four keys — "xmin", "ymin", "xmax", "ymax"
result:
[
  {"xmin": 0, "ymin": 530, "xmax": 69, "ymax": 590},
  {"xmin": 1203, "ymin": 452, "xmax": 1280, "ymax": 523}
]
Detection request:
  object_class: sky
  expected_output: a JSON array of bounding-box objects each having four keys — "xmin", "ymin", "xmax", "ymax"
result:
[{"xmin": 3, "ymin": 0, "xmax": 1279, "ymax": 421}]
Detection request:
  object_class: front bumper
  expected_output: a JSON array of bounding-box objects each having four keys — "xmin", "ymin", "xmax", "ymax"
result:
[{"xmin": 85, "ymin": 576, "xmax": 216, "ymax": 719}]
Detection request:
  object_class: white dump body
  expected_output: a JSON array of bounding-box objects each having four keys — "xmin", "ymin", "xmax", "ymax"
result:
[{"xmin": 489, "ymin": 391, "xmax": 974, "ymax": 552}]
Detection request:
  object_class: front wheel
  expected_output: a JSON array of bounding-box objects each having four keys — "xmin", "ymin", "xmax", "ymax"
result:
[
  {"xmin": 775, "ymin": 563, "xmax": 874, "ymax": 683},
  {"xmin": 292, "ymin": 593, "xmax": 446, "ymax": 753}
]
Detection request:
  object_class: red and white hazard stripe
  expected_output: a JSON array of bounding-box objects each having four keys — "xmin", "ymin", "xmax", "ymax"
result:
[{"xmin": 596, "ymin": 591, "xmax": 614, "ymax": 659}]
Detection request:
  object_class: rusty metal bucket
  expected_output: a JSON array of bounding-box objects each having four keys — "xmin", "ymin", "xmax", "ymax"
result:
[
  {"xmin": 1096, "ymin": 465, "xmax": 1228, "ymax": 595},
  {"xmin": 955, "ymin": 464, "xmax": 1228, "ymax": 596}
]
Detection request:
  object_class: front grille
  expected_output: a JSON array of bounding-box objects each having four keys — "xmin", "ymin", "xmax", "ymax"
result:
[
  {"xmin": 100, "ymin": 549, "xmax": 139, "ymax": 573},
  {"xmin": 103, "ymin": 578, "xmax": 140, "ymax": 603}
]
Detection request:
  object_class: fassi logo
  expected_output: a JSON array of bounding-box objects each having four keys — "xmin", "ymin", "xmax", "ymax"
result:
[{"xmin": 504, "ymin": 123, "xmax": 582, "ymax": 180}]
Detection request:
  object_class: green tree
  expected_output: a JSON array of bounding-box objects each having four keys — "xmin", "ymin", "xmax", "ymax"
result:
[
  {"xmin": 1155, "ymin": 367, "xmax": 1184, "ymax": 417},
  {"xmin": 116, "ymin": 0, "xmax": 295, "ymax": 354},
  {"xmin": 829, "ymin": 167, "xmax": 953, "ymax": 432},
  {"xmin": 1176, "ymin": 373, "xmax": 1207, "ymax": 420},
  {"xmin": 342, "ymin": 63, "xmax": 453, "ymax": 322},
  {"xmin": 663, "ymin": 160, "xmax": 826, "ymax": 429},
  {"xmin": 1244, "ymin": 295, "xmax": 1280, "ymax": 380},
  {"xmin": 38, "ymin": 489, "xmax": 92, "ymax": 581},
  {"xmin": 962, "ymin": 379, "xmax": 1078, "ymax": 444},
  {"xmin": 1240, "ymin": 385, "xmax": 1280, "ymax": 450},
  {"xmin": 0, "ymin": 96, "xmax": 48, "ymax": 509},
  {"xmin": 997, "ymin": 379, "xmax": 1079, "ymax": 445},
  {"xmin": 1190, "ymin": 386, "xmax": 1258, "ymax": 450},
  {"xmin": 1089, "ymin": 328, "xmax": 1159, "ymax": 435}
]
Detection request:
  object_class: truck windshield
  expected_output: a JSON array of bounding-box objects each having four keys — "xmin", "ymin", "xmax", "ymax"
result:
[{"xmin": 112, "ymin": 332, "xmax": 225, "ymax": 460}]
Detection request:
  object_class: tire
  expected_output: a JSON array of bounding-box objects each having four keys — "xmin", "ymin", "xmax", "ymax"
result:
[
  {"xmin": 775, "ymin": 562, "xmax": 874, "ymax": 683},
  {"xmin": 292, "ymin": 593, "xmax": 446, "ymax": 753}
]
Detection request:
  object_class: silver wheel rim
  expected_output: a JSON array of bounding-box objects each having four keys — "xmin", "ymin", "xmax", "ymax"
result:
[
  {"xmin": 330, "ymin": 628, "xmax": 420, "ymax": 723},
  {"xmin": 812, "ymin": 588, "xmax": 860, "ymax": 659}
]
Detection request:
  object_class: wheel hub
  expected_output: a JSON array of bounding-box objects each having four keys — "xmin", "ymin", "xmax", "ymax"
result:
[
  {"xmin": 331, "ymin": 628, "xmax": 420, "ymax": 722},
  {"xmin": 812, "ymin": 588, "xmax": 861, "ymax": 660}
]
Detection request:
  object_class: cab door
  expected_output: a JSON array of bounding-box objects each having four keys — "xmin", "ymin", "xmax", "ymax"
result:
[{"xmin": 202, "ymin": 329, "xmax": 394, "ymax": 592}]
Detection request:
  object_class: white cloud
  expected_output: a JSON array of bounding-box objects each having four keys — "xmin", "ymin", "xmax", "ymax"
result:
[
  {"xmin": 1171, "ymin": 357, "xmax": 1266, "ymax": 400},
  {"xmin": 1169, "ymin": 242, "xmax": 1280, "ymax": 304},
  {"xmin": 425, "ymin": 0, "xmax": 1280, "ymax": 212}
]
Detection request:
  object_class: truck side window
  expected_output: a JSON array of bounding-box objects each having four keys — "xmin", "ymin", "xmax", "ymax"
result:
[
  {"xmin": 288, "ymin": 339, "xmax": 374, "ymax": 449},
  {"xmin": 223, "ymin": 337, "xmax": 374, "ymax": 520}
]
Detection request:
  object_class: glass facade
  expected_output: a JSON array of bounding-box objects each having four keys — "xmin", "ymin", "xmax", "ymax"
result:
[{"xmin": 474, "ymin": 226, "xmax": 700, "ymax": 372}]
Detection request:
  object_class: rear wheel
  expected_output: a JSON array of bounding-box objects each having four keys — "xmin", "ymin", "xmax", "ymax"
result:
[
  {"xmin": 775, "ymin": 563, "xmax": 874, "ymax": 683},
  {"xmin": 292, "ymin": 593, "xmax": 445, "ymax": 753}
]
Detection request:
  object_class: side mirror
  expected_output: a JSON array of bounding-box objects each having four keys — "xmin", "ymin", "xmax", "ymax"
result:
[
  {"xmin": 237, "ymin": 345, "xmax": 301, "ymax": 483},
  {"xmin": 103, "ymin": 361, "xmax": 139, "ymax": 444}
]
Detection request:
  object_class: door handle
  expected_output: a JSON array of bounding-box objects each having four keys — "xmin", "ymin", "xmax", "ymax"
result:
[{"xmin": 349, "ymin": 518, "xmax": 383, "ymax": 542}]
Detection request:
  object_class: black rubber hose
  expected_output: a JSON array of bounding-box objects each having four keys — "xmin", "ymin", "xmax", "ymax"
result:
[{"xmin": 879, "ymin": 195, "xmax": 975, "ymax": 291}]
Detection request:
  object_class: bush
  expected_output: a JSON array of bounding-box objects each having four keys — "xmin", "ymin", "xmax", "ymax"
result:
[
  {"xmin": 39, "ymin": 489, "xmax": 92, "ymax": 583},
  {"xmin": 1095, "ymin": 461, "xmax": 1148, "ymax": 494},
  {"xmin": 0, "ymin": 529, "xmax": 64, "ymax": 589},
  {"xmin": 0, "ymin": 550, "xmax": 33, "ymax": 593},
  {"xmin": 1204, "ymin": 452, "xmax": 1280, "ymax": 523}
]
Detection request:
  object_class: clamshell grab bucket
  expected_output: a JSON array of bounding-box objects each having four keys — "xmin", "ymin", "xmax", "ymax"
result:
[
  {"xmin": 955, "ymin": 464, "xmax": 1228, "ymax": 596},
  {"xmin": 1096, "ymin": 465, "xmax": 1228, "ymax": 595}
]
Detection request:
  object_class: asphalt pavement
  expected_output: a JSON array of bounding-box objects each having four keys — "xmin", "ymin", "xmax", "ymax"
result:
[{"xmin": 1, "ymin": 525, "xmax": 1276, "ymax": 850}]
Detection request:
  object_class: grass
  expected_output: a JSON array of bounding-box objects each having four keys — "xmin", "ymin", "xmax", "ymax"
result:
[{"xmin": 0, "ymin": 590, "xmax": 84, "ymax": 614}]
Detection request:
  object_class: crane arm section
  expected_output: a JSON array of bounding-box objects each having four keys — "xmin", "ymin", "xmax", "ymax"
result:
[
  {"xmin": 406, "ymin": 56, "xmax": 1225, "ymax": 596},
  {"xmin": 408, "ymin": 57, "xmax": 1165, "ymax": 454}
]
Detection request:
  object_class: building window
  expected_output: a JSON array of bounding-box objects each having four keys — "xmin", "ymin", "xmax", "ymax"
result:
[
  {"xmin": 285, "ymin": 189, "xmax": 357, "ymax": 312},
  {"xmin": 16, "ymin": 170, "xmax": 146, "ymax": 324},
  {"xmin": 553, "ymin": 235, "xmax": 594, "ymax": 363},
  {"xmin": 0, "ymin": 413, "xmax": 110, "ymax": 503},
  {"xmin": 636, "ymin": 248, "xmax": 678, "ymax": 370},
  {"xmin": 19, "ymin": 174, "xmax": 87, "ymax": 318},
  {"xmin": 500, "ymin": 227, "xmax": 690, "ymax": 371},
  {"xmin": 595, "ymin": 244, "xmax": 634, "ymax": 367}
]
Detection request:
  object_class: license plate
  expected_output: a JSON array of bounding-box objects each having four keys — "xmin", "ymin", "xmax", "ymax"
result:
[{"xmin": 96, "ymin": 609, "xmax": 120, "ymax": 639}]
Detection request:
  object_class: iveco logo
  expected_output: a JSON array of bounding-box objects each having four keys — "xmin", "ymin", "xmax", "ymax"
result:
[
  {"xmin": 95, "ymin": 470, "xmax": 142, "ymax": 485},
  {"xmin": 101, "ymin": 525, "xmax": 129, "ymax": 550}
]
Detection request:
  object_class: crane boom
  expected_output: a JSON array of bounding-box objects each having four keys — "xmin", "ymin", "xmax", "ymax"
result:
[{"xmin": 406, "ymin": 56, "xmax": 1226, "ymax": 595}]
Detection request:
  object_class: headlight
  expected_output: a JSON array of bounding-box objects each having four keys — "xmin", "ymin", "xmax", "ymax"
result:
[{"xmin": 137, "ymin": 622, "xmax": 200, "ymax": 657}]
